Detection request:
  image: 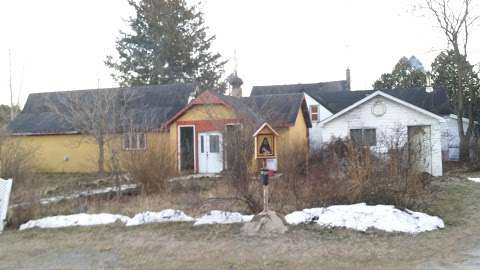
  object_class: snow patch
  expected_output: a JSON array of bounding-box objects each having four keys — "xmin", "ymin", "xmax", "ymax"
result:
[
  {"xmin": 126, "ymin": 209, "xmax": 194, "ymax": 226},
  {"xmin": 39, "ymin": 184, "xmax": 137, "ymax": 205},
  {"xmin": 19, "ymin": 213, "xmax": 130, "ymax": 230},
  {"xmin": 468, "ymin": 177, "xmax": 480, "ymax": 183},
  {"xmin": 285, "ymin": 203, "xmax": 444, "ymax": 234},
  {"xmin": 194, "ymin": 210, "xmax": 253, "ymax": 226}
]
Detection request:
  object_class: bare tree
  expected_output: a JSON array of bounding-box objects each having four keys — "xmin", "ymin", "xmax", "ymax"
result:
[
  {"xmin": 48, "ymin": 88, "xmax": 131, "ymax": 175},
  {"xmin": 8, "ymin": 49, "xmax": 22, "ymax": 121},
  {"xmin": 424, "ymin": 0, "xmax": 479, "ymax": 161}
]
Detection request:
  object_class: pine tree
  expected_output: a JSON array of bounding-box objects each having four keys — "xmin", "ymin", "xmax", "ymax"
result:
[
  {"xmin": 431, "ymin": 50, "xmax": 479, "ymax": 130},
  {"xmin": 373, "ymin": 56, "xmax": 427, "ymax": 90},
  {"xmin": 431, "ymin": 50, "xmax": 479, "ymax": 105},
  {"xmin": 106, "ymin": 0, "xmax": 226, "ymax": 92}
]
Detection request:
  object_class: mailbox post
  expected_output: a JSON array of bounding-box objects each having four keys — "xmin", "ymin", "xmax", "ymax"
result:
[
  {"xmin": 253, "ymin": 123, "xmax": 279, "ymax": 213},
  {"xmin": 260, "ymin": 169, "xmax": 269, "ymax": 212}
]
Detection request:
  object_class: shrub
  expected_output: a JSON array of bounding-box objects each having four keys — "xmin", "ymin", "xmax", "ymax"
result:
[
  {"xmin": 303, "ymin": 136, "xmax": 429, "ymax": 209},
  {"xmin": 222, "ymin": 126, "xmax": 263, "ymax": 212},
  {"xmin": 0, "ymin": 138, "xmax": 36, "ymax": 182},
  {"xmin": 122, "ymin": 139, "xmax": 177, "ymax": 194}
]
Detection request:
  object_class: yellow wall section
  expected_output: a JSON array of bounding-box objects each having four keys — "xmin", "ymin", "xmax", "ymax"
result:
[
  {"xmin": 11, "ymin": 132, "xmax": 168, "ymax": 173},
  {"xmin": 278, "ymin": 109, "xmax": 308, "ymax": 148},
  {"xmin": 276, "ymin": 108, "xmax": 309, "ymax": 170},
  {"xmin": 12, "ymin": 134, "xmax": 101, "ymax": 173}
]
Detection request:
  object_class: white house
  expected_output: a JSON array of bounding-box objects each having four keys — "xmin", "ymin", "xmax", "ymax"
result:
[
  {"xmin": 251, "ymin": 78, "xmax": 466, "ymax": 176},
  {"xmin": 320, "ymin": 91, "xmax": 445, "ymax": 176},
  {"xmin": 251, "ymin": 81, "xmax": 461, "ymax": 162},
  {"xmin": 441, "ymin": 114, "xmax": 478, "ymax": 160}
]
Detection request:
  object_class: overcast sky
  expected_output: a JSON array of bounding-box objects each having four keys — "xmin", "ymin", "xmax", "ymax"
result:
[{"xmin": 0, "ymin": 0, "xmax": 479, "ymax": 107}]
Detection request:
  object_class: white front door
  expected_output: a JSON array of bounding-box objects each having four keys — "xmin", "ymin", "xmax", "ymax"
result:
[{"xmin": 198, "ymin": 132, "xmax": 223, "ymax": 173}]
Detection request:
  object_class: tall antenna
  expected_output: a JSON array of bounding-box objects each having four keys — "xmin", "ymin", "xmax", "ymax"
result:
[{"xmin": 9, "ymin": 49, "xmax": 14, "ymax": 121}]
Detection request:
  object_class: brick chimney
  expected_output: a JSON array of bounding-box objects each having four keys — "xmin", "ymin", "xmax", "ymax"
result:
[{"xmin": 346, "ymin": 68, "xmax": 351, "ymax": 91}]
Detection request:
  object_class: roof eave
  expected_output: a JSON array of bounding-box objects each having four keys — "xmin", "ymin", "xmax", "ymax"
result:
[{"xmin": 320, "ymin": 91, "xmax": 446, "ymax": 127}]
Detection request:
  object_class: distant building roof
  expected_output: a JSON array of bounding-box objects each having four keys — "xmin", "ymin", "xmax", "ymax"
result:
[
  {"xmin": 8, "ymin": 83, "xmax": 195, "ymax": 135},
  {"xmin": 251, "ymin": 80, "xmax": 349, "ymax": 96},
  {"xmin": 251, "ymin": 81, "xmax": 452, "ymax": 115},
  {"xmin": 219, "ymin": 93, "xmax": 311, "ymax": 128}
]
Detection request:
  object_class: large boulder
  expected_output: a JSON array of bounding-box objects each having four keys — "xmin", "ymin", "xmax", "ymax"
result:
[{"xmin": 241, "ymin": 211, "xmax": 288, "ymax": 236}]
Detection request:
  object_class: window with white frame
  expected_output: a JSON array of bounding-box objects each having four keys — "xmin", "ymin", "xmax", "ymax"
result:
[
  {"xmin": 123, "ymin": 133, "xmax": 146, "ymax": 150},
  {"xmin": 350, "ymin": 128, "xmax": 376, "ymax": 146},
  {"xmin": 310, "ymin": 105, "xmax": 319, "ymax": 122}
]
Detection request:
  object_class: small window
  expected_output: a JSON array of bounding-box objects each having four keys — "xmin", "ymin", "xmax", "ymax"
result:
[
  {"xmin": 350, "ymin": 128, "xmax": 376, "ymax": 146},
  {"xmin": 310, "ymin": 105, "xmax": 319, "ymax": 122},
  {"xmin": 350, "ymin": 129, "xmax": 363, "ymax": 145},
  {"xmin": 209, "ymin": 135, "xmax": 220, "ymax": 153},
  {"xmin": 200, "ymin": 135, "xmax": 205, "ymax": 153},
  {"xmin": 123, "ymin": 133, "xmax": 147, "ymax": 150},
  {"xmin": 364, "ymin": 129, "xmax": 376, "ymax": 146}
]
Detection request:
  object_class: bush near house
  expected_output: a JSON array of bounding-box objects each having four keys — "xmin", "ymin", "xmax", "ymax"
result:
[
  {"xmin": 215, "ymin": 127, "xmax": 430, "ymax": 213},
  {"xmin": 5, "ymin": 131, "xmax": 435, "ymax": 229},
  {"xmin": 121, "ymin": 140, "xmax": 177, "ymax": 194}
]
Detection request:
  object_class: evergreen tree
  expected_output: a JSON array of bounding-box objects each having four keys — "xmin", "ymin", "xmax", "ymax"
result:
[
  {"xmin": 431, "ymin": 50, "xmax": 479, "ymax": 123},
  {"xmin": 431, "ymin": 50, "xmax": 479, "ymax": 105},
  {"xmin": 106, "ymin": 0, "xmax": 226, "ymax": 92},
  {"xmin": 373, "ymin": 56, "xmax": 427, "ymax": 90}
]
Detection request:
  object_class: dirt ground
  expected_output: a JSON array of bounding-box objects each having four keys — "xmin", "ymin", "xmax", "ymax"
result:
[
  {"xmin": 2, "ymin": 171, "xmax": 480, "ymax": 270},
  {"xmin": 10, "ymin": 173, "xmax": 132, "ymax": 204}
]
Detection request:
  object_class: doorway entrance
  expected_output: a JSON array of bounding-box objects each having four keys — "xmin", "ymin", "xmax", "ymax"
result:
[
  {"xmin": 179, "ymin": 126, "xmax": 195, "ymax": 172},
  {"xmin": 198, "ymin": 132, "xmax": 223, "ymax": 173},
  {"xmin": 408, "ymin": 125, "xmax": 432, "ymax": 174}
]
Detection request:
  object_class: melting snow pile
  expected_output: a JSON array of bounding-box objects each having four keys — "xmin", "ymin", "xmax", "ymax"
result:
[
  {"xmin": 126, "ymin": 209, "xmax": 194, "ymax": 226},
  {"xmin": 19, "ymin": 213, "xmax": 130, "ymax": 230},
  {"xmin": 285, "ymin": 203, "xmax": 444, "ymax": 234},
  {"xmin": 468, "ymin": 177, "xmax": 480, "ymax": 183},
  {"xmin": 194, "ymin": 210, "xmax": 254, "ymax": 226},
  {"xmin": 19, "ymin": 210, "xmax": 253, "ymax": 230}
]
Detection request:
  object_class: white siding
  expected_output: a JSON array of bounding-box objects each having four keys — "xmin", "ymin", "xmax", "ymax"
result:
[
  {"xmin": 304, "ymin": 93, "xmax": 333, "ymax": 150},
  {"xmin": 321, "ymin": 96, "xmax": 443, "ymax": 176}
]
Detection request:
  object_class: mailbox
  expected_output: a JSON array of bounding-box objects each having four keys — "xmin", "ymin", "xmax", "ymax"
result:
[{"xmin": 260, "ymin": 169, "xmax": 269, "ymax": 186}]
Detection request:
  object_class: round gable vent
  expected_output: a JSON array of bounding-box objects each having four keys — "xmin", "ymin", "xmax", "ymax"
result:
[{"xmin": 372, "ymin": 100, "xmax": 386, "ymax": 117}]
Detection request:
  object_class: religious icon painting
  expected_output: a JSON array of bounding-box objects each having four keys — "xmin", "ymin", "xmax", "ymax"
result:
[{"xmin": 256, "ymin": 134, "xmax": 275, "ymax": 158}]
